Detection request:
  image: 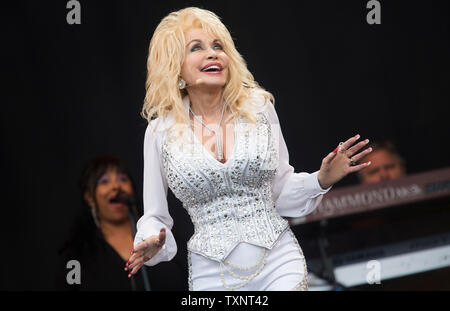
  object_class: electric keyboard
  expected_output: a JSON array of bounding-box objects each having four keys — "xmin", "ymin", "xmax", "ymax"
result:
[{"xmin": 290, "ymin": 167, "xmax": 450, "ymax": 289}]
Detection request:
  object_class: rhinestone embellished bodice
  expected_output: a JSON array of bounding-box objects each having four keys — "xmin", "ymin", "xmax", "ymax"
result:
[{"xmin": 161, "ymin": 110, "xmax": 289, "ymax": 262}]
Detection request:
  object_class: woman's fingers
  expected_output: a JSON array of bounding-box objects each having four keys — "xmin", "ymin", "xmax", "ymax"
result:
[
  {"xmin": 348, "ymin": 161, "xmax": 371, "ymax": 174},
  {"xmin": 340, "ymin": 134, "xmax": 361, "ymax": 151},
  {"xmin": 346, "ymin": 139, "xmax": 370, "ymax": 157},
  {"xmin": 319, "ymin": 135, "xmax": 372, "ymax": 187},
  {"xmin": 128, "ymin": 261, "xmax": 144, "ymax": 278},
  {"xmin": 351, "ymin": 146, "xmax": 373, "ymax": 163},
  {"xmin": 126, "ymin": 253, "xmax": 140, "ymax": 269},
  {"xmin": 126, "ymin": 240, "xmax": 147, "ymax": 270},
  {"xmin": 127, "ymin": 249, "xmax": 143, "ymax": 266},
  {"xmin": 322, "ymin": 151, "xmax": 337, "ymax": 165},
  {"xmin": 125, "ymin": 229, "xmax": 166, "ymax": 276},
  {"xmin": 127, "ymin": 254, "xmax": 143, "ymax": 271},
  {"xmin": 126, "ymin": 229, "xmax": 165, "ymax": 271},
  {"xmin": 127, "ymin": 253, "xmax": 152, "ymax": 277}
]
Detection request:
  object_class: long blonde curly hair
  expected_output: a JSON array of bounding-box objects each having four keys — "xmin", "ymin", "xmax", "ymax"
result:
[{"xmin": 141, "ymin": 7, "xmax": 274, "ymax": 131}]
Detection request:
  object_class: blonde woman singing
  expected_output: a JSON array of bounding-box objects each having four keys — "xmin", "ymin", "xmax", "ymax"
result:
[{"xmin": 124, "ymin": 7, "xmax": 372, "ymax": 291}]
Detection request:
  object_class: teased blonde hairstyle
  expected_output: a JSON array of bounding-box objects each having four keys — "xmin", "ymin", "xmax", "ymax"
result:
[{"xmin": 141, "ymin": 7, "xmax": 274, "ymax": 131}]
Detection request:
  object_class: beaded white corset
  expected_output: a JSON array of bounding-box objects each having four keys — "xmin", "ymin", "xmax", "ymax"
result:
[{"xmin": 161, "ymin": 111, "xmax": 289, "ymax": 262}]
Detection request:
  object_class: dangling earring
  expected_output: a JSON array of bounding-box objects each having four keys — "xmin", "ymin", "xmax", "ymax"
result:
[
  {"xmin": 90, "ymin": 205, "xmax": 100, "ymax": 228},
  {"xmin": 178, "ymin": 78, "xmax": 186, "ymax": 90}
]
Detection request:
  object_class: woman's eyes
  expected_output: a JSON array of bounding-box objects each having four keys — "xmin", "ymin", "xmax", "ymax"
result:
[
  {"xmin": 97, "ymin": 174, "xmax": 129, "ymax": 185},
  {"xmin": 98, "ymin": 177, "xmax": 109, "ymax": 184},
  {"xmin": 190, "ymin": 43, "xmax": 223, "ymax": 52},
  {"xmin": 118, "ymin": 174, "xmax": 129, "ymax": 182},
  {"xmin": 190, "ymin": 45, "xmax": 202, "ymax": 52}
]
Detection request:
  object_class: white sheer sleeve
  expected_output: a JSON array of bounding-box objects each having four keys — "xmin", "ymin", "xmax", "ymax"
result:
[
  {"xmin": 263, "ymin": 100, "xmax": 332, "ymax": 217},
  {"xmin": 134, "ymin": 120, "xmax": 177, "ymax": 266}
]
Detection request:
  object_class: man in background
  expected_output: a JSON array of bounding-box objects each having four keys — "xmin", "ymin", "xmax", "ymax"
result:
[{"xmin": 357, "ymin": 140, "xmax": 406, "ymax": 184}]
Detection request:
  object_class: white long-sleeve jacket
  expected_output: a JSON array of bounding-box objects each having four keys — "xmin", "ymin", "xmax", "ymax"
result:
[{"xmin": 134, "ymin": 93, "xmax": 331, "ymax": 265}]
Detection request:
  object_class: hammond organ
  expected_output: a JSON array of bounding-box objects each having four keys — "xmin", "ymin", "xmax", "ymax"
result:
[{"xmin": 290, "ymin": 167, "xmax": 450, "ymax": 289}]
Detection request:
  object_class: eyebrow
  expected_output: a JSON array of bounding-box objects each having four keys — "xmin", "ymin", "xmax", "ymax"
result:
[{"xmin": 186, "ymin": 39, "xmax": 221, "ymax": 47}]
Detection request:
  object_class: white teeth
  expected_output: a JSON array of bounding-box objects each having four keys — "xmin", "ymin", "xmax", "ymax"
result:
[{"xmin": 202, "ymin": 65, "xmax": 221, "ymax": 72}]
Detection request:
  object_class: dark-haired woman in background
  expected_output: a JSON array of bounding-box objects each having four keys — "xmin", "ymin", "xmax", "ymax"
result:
[{"xmin": 56, "ymin": 155, "xmax": 187, "ymax": 290}]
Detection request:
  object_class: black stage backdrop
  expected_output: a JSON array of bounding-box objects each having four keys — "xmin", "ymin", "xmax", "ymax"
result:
[{"xmin": 2, "ymin": 0, "xmax": 449, "ymax": 290}]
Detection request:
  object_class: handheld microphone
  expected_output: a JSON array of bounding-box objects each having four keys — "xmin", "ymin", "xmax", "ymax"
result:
[{"xmin": 113, "ymin": 189, "xmax": 136, "ymax": 207}]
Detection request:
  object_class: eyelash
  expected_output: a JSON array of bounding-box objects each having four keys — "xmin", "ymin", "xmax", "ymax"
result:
[
  {"xmin": 98, "ymin": 174, "xmax": 129, "ymax": 185},
  {"xmin": 98, "ymin": 177, "xmax": 109, "ymax": 184},
  {"xmin": 190, "ymin": 43, "xmax": 223, "ymax": 52},
  {"xmin": 119, "ymin": 174, "xmax": 129, "ymax": 182}
]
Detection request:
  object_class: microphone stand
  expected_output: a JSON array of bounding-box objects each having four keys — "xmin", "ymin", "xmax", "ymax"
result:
[{"xmin": 127, "ymin": 198, "xmax": 151, "ymax": 291}]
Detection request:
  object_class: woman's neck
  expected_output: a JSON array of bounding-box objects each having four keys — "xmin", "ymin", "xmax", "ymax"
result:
[
  {"xmin": 100, "ymin": 219, "xmax": 132, "ymax": 240},
  {"xmin": 187, "ymin": 88, "xmax": 224, "ymax": 123}
]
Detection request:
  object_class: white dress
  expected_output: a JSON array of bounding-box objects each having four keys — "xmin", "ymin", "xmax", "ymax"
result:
[{"xmin": 134, "ymin": 92, "xmax": 331, "ymax": 291}]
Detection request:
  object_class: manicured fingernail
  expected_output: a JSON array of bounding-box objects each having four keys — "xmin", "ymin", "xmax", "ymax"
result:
[
  {"xmin": 365, "ymin": 139, "xmax": 369, "ymax": 143},
  {"xmin": 367, "ymin": 161, "xmax": 372, "ymax": 165},
  {"xmin": 355, "ymin": 134, "xmax": 360, "ymax": 139},
  {"xmin": 128, "ymin": 273, "xmax": 132, "ymax": 278},
  {"xmin": 124, "ymin": 267, "xmax": 128, "ymax": 271}
]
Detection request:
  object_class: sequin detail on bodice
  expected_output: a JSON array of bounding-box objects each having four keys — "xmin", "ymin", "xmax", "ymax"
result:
[{"xmin": 161, "ymin": 112, "xmax": 289, "ymax": 262}]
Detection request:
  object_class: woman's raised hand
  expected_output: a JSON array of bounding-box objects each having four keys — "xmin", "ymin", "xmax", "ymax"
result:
[
  {"xmin": 317, "ymin": 134, "xmax": 372, "ymax": 189},
  {"xmin": 124, "ymin": 228, "xmax": 166, "ymax": 278}
]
